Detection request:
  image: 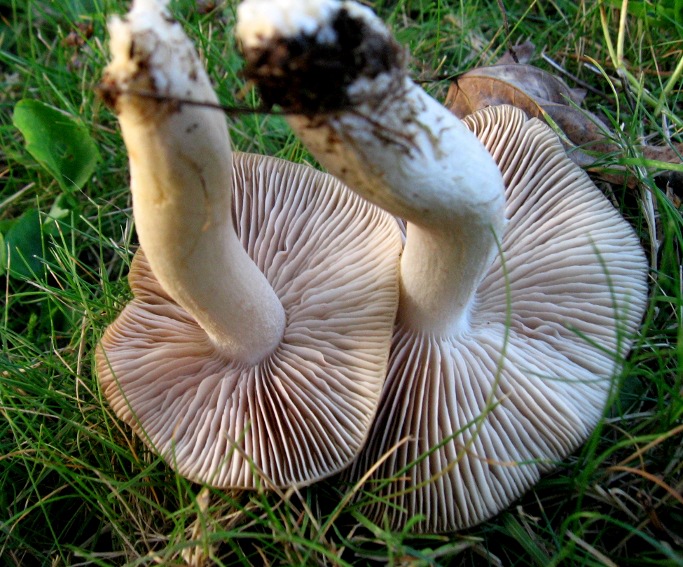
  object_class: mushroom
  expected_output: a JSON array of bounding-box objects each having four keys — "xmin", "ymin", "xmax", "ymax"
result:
[
  {"xmin": 236, "ymin": 0, "xmax": 649, "ymax": 530},
  {"xmin": 96, "ymin": 0, "xmax": 402, "ymax": 489}
]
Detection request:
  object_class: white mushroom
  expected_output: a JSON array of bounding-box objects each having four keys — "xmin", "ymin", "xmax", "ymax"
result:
[
  {"xmin": 236, "ymin": 0, "xmax": 649, "ymax": 530},
  {"xmin": 96, "ymin": 0, "xmax": 402, "ymax": 489}
]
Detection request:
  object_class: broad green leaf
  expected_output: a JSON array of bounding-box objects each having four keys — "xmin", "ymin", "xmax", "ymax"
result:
[
  {"xmin": 3, "ymin": 209, "xmax": 45, "ymax": 279},
  {"xmin": 12, "ymin": 99, "xmax": 100, "ymax": 191},
  {"xmin": 0, "ymin": 219, "xmax": 13, "ymax": 233}
]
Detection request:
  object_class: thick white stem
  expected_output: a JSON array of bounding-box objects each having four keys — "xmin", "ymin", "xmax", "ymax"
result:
[
  {"xmin": 399, "ymin": 222, "xmax": 501, "ymax": 334},
  {"xmin": 289, "ymin": 78, "xmax": 506, "ymax": 334},
  {"xmin": 238, "ymin": 0, "xmax": 506, "ymax": 334},
  {"xmin": 105, "ymin": 0, "xmax": 285, "ymax": 363}
]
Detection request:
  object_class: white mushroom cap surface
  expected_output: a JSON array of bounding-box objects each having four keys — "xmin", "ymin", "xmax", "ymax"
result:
[
  {"xmin": 96, "ymin": 0, "xmax": 402, "ymax": 488},
  {"xmin": 236, "ymin": 0, "xmax": 649, "ymax": 531}
]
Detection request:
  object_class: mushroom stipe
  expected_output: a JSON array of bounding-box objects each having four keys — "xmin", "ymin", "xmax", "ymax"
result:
[
  {"xmin": 97, "ymin": 0, "xmax": 402, "ymax": 490},
  {"xmin": 236, "ymin": 0, "xmax": 649, "ymax": 532}
]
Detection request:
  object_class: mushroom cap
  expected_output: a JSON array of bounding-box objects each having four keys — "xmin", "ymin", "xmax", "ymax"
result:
[
  {"xmin": 348, "ymin": 105, "xmax": 648, "ymax": 532},
  {"xmin": 97, "ymin": 151, "xmax": 402, "ymax": 489}
]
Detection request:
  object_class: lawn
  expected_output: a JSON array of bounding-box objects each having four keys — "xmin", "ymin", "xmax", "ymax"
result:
[{"xmin": 1, "ymin": 0, "xmax": 682, "ymax": 565}]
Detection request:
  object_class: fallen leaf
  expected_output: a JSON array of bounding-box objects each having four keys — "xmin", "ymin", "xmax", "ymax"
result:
[
  {"xmin": 445, "ymin": 62, "xmax": 682, "ymax": 189},
  {"xmin": 13, "ymin": 99, "xmax": 100, "ymax": 192}
]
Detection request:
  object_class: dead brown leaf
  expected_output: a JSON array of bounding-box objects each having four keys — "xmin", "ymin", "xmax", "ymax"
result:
[
  {"xmin": 445, "ymin": 63, "xmax": 585, "ymax": 118},
  {"xmin": 444, "ymin": 62, "xmax": 682, "ymax": 190}
]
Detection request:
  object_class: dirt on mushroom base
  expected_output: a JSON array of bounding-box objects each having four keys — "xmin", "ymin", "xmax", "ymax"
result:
[{"xmin": 240, "ymin": 4, "xmax": 404, "ymax": 114}]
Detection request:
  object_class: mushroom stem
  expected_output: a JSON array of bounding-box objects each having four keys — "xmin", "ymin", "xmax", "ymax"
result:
[
  {"xmin": 104, "ymin": 0, "xmax": 285, "ymax": 364},
  {"xmin": 237, "ymin": 0, "xmax": 649, "ymax": 531},
  {"xmin": 239, "ymin": 0, "xmax": 506, "ymax": 335}
]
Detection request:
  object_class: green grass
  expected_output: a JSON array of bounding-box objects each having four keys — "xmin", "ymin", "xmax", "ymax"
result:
[{"xmin": 1, "ymin": 0, "xmax": 682, "ymax": 564}]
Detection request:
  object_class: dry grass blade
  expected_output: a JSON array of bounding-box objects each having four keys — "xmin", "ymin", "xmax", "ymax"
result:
[
  {"xmin": 607, "ymin": 466, "xmax": 683, "ymax": 508},
  {"xmin": 565, "ymin": 530, "xmax": 619, "ymax": 567},
  {"xmin": 615, "ymin": 424, "xmax": 683, "ymax": 468}
]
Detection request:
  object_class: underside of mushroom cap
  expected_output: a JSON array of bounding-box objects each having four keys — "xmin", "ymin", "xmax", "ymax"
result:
[
  {"xmin": 348, "ymin": 105, "xmax": 648, "ymax": 532},
  {"xmin": 97, "ymin": 152, "xmax": 402, "ymax": 488}
]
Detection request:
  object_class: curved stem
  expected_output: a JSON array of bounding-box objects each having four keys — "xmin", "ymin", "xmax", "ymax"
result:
[
  {"xmin": 236, "ymin": 0, "xmax": 507, "ymax": 334},
  {"xmin": 105, "ymin": 1, "xmax": 285, "ymax": 363},
  {"xmin": 287, "ymin": 79, "xmax": 506, "ymax": 334},
  {"xmin": 399, "ymin": 222, "xmax": 501, "ymax": 335}
]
